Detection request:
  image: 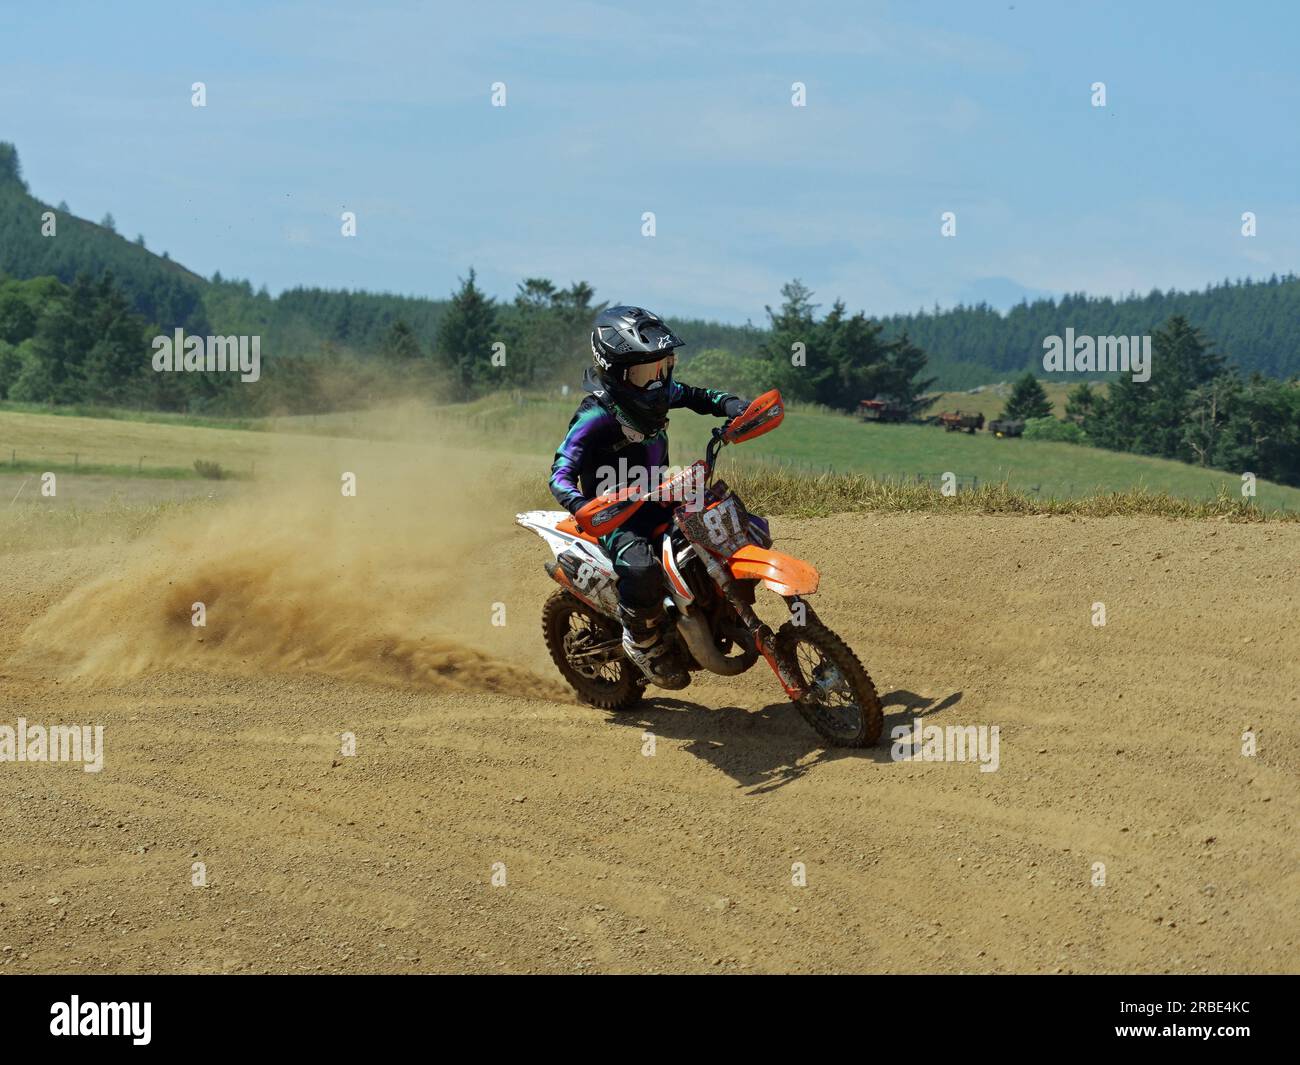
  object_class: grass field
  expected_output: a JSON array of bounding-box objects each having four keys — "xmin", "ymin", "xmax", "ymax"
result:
[
  {"xmin": 925, "ymin": 379, "xmax": 1098, "ymax": 422},
  {"xmin": 3, "ymin": 390, "xmax": 1297, "ymax": 513},
  {"xmin": 432, "ymin": 395, "xmax": 1300, "ymax": 511},
  {"xmin": 0, "ymin": 408, "xmax": 295, "ymax": 476}
]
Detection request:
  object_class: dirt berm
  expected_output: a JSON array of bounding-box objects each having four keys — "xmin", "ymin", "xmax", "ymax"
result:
[{"xmin": 0, "ymin": 465, "xmax": 1295, "ymax": 972}]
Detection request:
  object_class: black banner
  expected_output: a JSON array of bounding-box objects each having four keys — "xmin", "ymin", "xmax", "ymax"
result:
[{"xmin": 3, "ymin": 974, "xmax": 1293, "ymax": 1051}]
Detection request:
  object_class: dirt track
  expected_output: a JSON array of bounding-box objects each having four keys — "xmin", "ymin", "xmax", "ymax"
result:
[{"xmin": 1, "ymin": 492, "xmax": 1296, "ymax": 973}]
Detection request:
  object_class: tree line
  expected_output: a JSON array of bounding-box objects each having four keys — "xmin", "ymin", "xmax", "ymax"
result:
[
  {"xmin": 877, "ymin": 274, "xmax": 1300, "ymax": 386},
  {"xmin": 678, "ymin": 280, "xmax": 936, "ymax": 415},
  {"xmin": 3, "ymin": 266, "xmax": 1296, "ymax": 486},
  {"xmin": 994, "ymin": 317, "xmax": 1300, "ymax": 486},
  {"xmin": 2, "ymin": 141, "xmax": 1296, "ymax": 485},
  {"xmin": 9, "ymin": 138, "xmax": 1300, "ymax": 390}
]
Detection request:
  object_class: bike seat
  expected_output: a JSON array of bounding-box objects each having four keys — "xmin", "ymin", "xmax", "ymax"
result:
[
  {"xmin": 556, "ymin": 515, "xmax": 600, "ymax": 544},
  {"xmin": 556, "ymin": 515, "xmax": 671, "ymax": 545}
]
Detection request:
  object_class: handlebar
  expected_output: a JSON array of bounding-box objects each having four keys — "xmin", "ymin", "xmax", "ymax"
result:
[
  {"xmin": 574, "ymin": 396, "xmax": 781, "ymax": 534},
  {"xmin": 704, "ymin": 423, "xmax": 728, "ymax": 478}
]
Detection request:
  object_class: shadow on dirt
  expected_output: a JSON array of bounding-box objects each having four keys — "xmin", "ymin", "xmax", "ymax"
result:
[
  {"xmin": 881, "ymin": 688, "xmax": 963, "ymax": 731},
  {"xmin": 608, "ymin": 688, "xmax": 963, "ymax": 794}
]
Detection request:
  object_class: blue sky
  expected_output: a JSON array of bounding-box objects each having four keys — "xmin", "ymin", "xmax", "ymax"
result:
[{"xmin": 2, "ymin": 0, "xmax": 1296, "ymax": 323}]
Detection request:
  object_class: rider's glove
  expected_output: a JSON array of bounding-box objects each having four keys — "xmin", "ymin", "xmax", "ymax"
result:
[{"xmin": 723, "ymin": 396, "xmax": 749, "ymax": 419}]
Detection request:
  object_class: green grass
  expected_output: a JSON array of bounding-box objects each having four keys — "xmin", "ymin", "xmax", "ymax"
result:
[
  {"xmin": 2, "ymin": 458, "xmax": 203, "ymax": 479},
  {"xmin": 0, "ymin": 399, "xmax": 265, "ymax": 433},
  {"xmin": 4, "ymin": 391, "xmax": 1297, "ymax": 515},
  {"xmin": 723, "ymin": 466, "xmax": 1297, "ymax": 521},
  {"xmin": 925, "ymin": 380, "xmax": 1102, "ymax": 422},
  {"xmin": 429, "ymin": 395, "xmax": 1300, "ymax": 512},
  {"xmin": 0, "ymin": 408, "xmax": 280, "ymax": 472}
]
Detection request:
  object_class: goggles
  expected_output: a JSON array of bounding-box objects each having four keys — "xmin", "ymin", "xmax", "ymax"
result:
[{"xmin": 625, "ymin": 353, "xmax": 676, "ymax": 390}]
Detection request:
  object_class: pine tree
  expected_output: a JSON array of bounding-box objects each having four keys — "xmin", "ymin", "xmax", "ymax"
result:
[
  {"xmin": 760, "ymin": 280, "xmax": 819, "ymax": 402},
  {"xmin": 755, "ymin": 281, "xmax": 937, "ymax": 414},
  {"xmin": 1001, "ymin": 372, "xmax": 1053, "ymax": 420},
  {"xmin": 0, "ymin": 284, "xmax": 39, "ymax": 343},
  {"xmin": 10, "ymin": 274, "xmax": 99, "ymax": 403},
  {"xmin": 0, "ymin": 143, "xmax": 26, "ymax": 190},
  {"xmin": 1085, "ymin": 369, "xmax": 1152, "ymax": 453},
  {"xmin": 1145, "ymin": 316, "xmax": 1224, "ymax": 459},
  {"xmin": 0, "ymin": 339, "xmax": 22, "ymax": 398},
  {"xmin": 380, "ymin": 318, "xmax": 422, "ymax": 361},
  {"xmin": 1181, "ymin": 375, "xmax": 1238, "ymax": 467},
  {"xmin": 1064, "ymin": 382, "xmax": 1096, "ymax": 424},
  {"xmin": 81, "ymin": 273, "xmax": 151, "ymax": 405},
  {"xmin": 880, "ymin": 332, "xmax": 938, "ymax": 416},
  {"xmin": 508, "ymin": 278, "xmax": 557, "ymax": 388},
  {"xmin": 1212, "ymin": 375, "xmax": 1300, "ymax": 486},
  {"xmin": 436, "ymin": 268, "xmax": 498, "ymax": 396}
]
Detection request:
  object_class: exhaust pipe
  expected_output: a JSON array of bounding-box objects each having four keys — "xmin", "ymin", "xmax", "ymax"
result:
[{"xmin": 675, "ymin": 610, "xmax": 755, "ymax": 676}]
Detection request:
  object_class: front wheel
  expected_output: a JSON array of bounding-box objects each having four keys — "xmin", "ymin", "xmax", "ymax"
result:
[
  {"xmin": 542, "ymin": 590, "xmax": 641, "ymax": 711},
  {"xmin": 775, "ymin": 619, "xmax": 882, "ymax": 747}
]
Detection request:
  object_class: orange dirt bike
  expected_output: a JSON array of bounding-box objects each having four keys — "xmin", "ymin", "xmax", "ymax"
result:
[{"xmin": 516, "ymin": 390, "xmax": 883, "ymax": 747}]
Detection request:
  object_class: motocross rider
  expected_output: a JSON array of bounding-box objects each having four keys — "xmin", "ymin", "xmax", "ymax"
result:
[{"xmin": 549, "ymin": 306, "xmax": 748, "ymax": 689}]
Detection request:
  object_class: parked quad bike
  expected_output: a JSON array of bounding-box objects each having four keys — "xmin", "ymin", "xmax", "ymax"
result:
[{"xmin": 516, "ymin": 390, "xmax": 883, "ymax": 748}]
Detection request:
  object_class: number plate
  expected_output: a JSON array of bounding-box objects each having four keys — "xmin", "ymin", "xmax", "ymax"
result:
[{"xmin": 676, "ymin": 491, "xmax": 755, "ymax": 556}]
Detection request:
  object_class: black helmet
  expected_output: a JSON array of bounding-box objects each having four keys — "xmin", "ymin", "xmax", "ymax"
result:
[{"xmin": 589, "ymin": 305, "xmax": 684, "ymax": 436}]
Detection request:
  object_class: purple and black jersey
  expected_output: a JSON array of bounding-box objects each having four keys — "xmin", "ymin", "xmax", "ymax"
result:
[{"xmin": 549, "ymin": 379, "xmax": 742, "ymax": 515}]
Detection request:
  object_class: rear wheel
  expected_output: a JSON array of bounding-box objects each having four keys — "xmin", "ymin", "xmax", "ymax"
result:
[
  {"xmin": 775, "ymin": 619, "xmax": 882, "ymax": 747},
  {"xmin": 542, "ymin": 590, "xmax": 641, "ymax": 711}
]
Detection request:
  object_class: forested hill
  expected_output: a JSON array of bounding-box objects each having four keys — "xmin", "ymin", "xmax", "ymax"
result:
[
  {"xmin": 0, "ymin": 144, "xmax": 210, "ymax": 332},
  {"xmin": 880, "ymin": 275, "xmax": 1300, "ymax": 387},
  {"xmin": 0, "ymin": 143, "xmax": 772, "ymax": 366}
]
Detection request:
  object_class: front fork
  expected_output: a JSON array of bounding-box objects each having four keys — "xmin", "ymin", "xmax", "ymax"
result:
[{"xmin": 688, "ymin": 542, "xmax": 808, "ymax": 700}]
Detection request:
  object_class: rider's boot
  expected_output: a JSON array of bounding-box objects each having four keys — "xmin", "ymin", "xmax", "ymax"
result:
[{"xmin": 619, "ymin": 604, "xmax": 689, "ymax": 690}]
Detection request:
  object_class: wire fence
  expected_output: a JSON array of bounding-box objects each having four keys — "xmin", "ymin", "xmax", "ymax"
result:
[{"xmin": 3, "ymin": 450, "xmax": 256, "ymax": 478}]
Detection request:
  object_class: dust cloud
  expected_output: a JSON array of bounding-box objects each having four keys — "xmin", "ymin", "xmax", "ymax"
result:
[{"xmin": 22, "ymin": 435, "xmax": 566, "ymax": 699}]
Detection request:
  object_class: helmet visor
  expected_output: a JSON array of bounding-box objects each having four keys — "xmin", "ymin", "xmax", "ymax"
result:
[{"xmin": 625, "ymin": 354, "xmax": 675, "ymax": 390}]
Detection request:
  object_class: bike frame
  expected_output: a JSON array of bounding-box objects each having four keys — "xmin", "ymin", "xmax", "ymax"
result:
[{"xmin": 519, "ymin": 390, "xmax": 812, "ymax": 699}]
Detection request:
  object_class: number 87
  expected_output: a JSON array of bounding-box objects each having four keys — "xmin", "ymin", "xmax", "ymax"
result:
[{"xmin": 702, "ymin": 499, "xmax": 744, "ymax": 543}]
